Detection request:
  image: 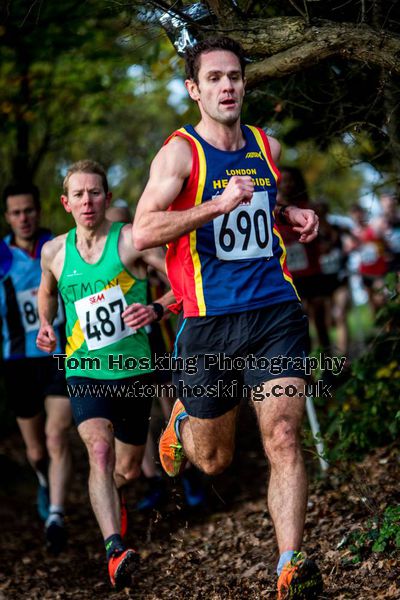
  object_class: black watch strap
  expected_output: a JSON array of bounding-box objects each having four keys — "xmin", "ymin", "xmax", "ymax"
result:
[
  {"xmin": 151, "ymin": 302, "xmax": 164, "ymax": 321},
  {"xmin": 278, "ymin": 205, "xmax": 289, "ymax": 225}
]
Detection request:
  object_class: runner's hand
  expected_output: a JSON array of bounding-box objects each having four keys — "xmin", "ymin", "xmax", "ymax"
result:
[
  {"xmin": 216, "ymin": 176, "xmax": 254, "ymax": 214},
  {"xmin": 36, "ymin": 324, "xmax": 57, "ymax": 353},
  {"xmin": 122, "ymin": 303, "xmax": 157, "ymax": 329},
  {"xmin": 285, "ymin": 207, "xmax": 319, "ymax": 242}
]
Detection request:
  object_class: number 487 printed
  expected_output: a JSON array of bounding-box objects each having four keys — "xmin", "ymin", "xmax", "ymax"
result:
[{"xmin": 74, "ymin": 285, "xmax": 134, "ymax": 351}]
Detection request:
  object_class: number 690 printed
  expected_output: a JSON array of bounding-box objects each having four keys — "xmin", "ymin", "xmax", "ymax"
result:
[{"xmin": 213, "ymin": 191, "xmax": 273, "ymax": 261}]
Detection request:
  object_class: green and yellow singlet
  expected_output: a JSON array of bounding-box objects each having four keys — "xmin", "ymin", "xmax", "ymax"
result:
[{"xmin": 58, "ymin": 222, "xmax": 151, "ymax": 379}]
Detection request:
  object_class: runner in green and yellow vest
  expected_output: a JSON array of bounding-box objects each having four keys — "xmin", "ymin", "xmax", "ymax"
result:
[
  {"xmin": 36, "ymin": 160, "xmax": 174, "ymax": 591},
  {"xmin": 58, "ymin": 221, "xmax": 151, "ymax": 380}
]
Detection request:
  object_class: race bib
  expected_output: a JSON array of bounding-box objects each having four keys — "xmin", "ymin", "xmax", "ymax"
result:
[
  {"xmin": 17, "ymin": 287, "xmax": 64, "ymax": 333},
  {"xmin": 213, "ymin": 191, "xmax": 273, "ymax": 261},
  {"xmin": 360, "ymin": 243, "xmax": 378, "ymax": 265},
  {"xmin": 320, "ymin": 248, "xmax": 342, "ymax": 274},
  {"xmin": 74, "ymin": 284, "xmax": 134, "ymax": 351},
  {"xmin": 285, "ymin": 242, "xmax": 308, "ymax": 272}
]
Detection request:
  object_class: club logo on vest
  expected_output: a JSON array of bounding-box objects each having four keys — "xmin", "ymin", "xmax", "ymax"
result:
[
  {"xmin": 66, "ymin": 269, "xmax": 83, "ymax": 277},
  {"xmin": 245, "ymin": 151, "xmax": 263, "ymax": 160}
]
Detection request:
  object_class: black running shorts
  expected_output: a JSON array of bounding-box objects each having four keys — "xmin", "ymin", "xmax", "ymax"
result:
[
  {"xmin": 67, "ymin": 374, "xmax": 153, "ymax": 445},
  {"xmin": 2, "ymin": 357, "xmax": 68, "ymax": 419},
  {"xmin": 172, "ymin": 301, "xmax": 310, "ymax": 419}
]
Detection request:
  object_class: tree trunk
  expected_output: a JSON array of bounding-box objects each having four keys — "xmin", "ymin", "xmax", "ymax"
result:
[{"xmin": 13, "ymin": 43, "xmax": 32, "ymax": 183}]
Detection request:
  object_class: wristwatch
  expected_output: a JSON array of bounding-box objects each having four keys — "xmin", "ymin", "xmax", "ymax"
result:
[{"xmin": 151, "ymin": 302, "xmax": 164, "ymax": 321}]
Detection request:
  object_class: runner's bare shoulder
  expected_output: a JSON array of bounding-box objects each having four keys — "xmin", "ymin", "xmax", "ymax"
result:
[
  {"xmin": 154, "ymin": 134, "xmax": 192, "ymax": 180},
  {"xmin": 41, "ymin": 234, "xmax": 67, "ymax": 275},
  {"xmin": 266, "ymin": 135, "xmax": 281, "ymax": 162}
]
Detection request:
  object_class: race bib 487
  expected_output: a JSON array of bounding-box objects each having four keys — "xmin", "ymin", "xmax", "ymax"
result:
[{"xmin": 74, "ymin": 285, "xmax": 134, "ymax": 351}]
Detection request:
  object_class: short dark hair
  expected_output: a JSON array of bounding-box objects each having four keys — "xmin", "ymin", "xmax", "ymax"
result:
[
  {"xmin": 3, "ymin": 182, "xmax": 40, "ymax": 211},
  {"xmin": 184, "ymin": 37, "xmax": 246, "ymax": 83},
  {"xmin": 63, "ymin": 160, "xmax": 108, "ymax": 194}
]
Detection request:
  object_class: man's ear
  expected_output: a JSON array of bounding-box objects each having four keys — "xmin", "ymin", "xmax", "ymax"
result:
[
  {"xmin": 60, "ymin": 195, "xmax": 71, "ymax": 213},
  {"xmin": 185, "ymin": 78, "xmax": 200, "ymax": 102},
  {"xmin": 105, "ymin": 192, "xmax": 112, "ymax": 209}
]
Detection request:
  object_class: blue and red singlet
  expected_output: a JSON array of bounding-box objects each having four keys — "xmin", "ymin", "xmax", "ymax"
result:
[{"xmin": 165, "ymin": 124, "xmax": 299, "ymax": 317}]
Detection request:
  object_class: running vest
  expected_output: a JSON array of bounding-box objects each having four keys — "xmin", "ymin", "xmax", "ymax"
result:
[
  {"xmin": 358, "ymin": 226, "xmax": 388, "ymax": 277},
  {"xmin": 318, "ymin": 224, "xmax": 347, "ymax": 280},
  {"xmin": 0, "ymin": 230, "xmax": 64, "ymax": 359},
  {"xmin": 279, "ymin": 221, "xmax": 321, "ymax": 278},
  {"xmin": 165, "ymin": 125, "xmax": 299, "ymax": 317},
  {"xmin": 58, "ymin": 222, "xmax": 151, "ymax": 379}
]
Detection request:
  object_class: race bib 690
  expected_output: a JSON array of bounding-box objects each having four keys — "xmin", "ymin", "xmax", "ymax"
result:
[{"xmin": 213, "ymin": 191, "xmax": 273, "ymax": 261}]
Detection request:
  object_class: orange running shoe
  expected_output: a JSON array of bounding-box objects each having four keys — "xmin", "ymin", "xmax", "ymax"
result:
[
  {"xmin": 159, "ymin": 399, "xmax": 188, "ymax": 477},
  {"xmin": 120, "ymin": 490, "xmax": 128, "ymax": 539},
  {"xmin": 277, "ymin": 552, "xmax": 323, "ymax": 599},
  {"xmin": 108, "ymin": 548, "xmax": 139, "ymax": 590}
]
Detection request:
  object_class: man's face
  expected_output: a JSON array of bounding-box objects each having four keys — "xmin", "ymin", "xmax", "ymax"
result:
[
  {"xmin": 380, "ymin": 194, "xmax": 396, "ymax": 218},
  {"xmin": 61, "ymin": 172, "xmax": 111, "ymax": 229},
  {"xmin": 5, "ymin": 194, "xmax": 40, "ymax": 241},
  {"xmin": 186, "ymin": 50, "xmax": 245, "ymax": 126},
  {"xmin": 351, "ymin": 208, "xmax": 365, "ymax": 226}
]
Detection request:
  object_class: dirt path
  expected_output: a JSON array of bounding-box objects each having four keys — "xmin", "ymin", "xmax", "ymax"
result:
[{"xmin": 0, "ymin": 408, "xmax": 399, "ymax": 600}]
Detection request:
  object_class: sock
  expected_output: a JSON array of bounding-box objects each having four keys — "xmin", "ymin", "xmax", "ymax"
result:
[
  {"xmin": 46, "ymin": 505, "xmax": 64, "ymax": 527},
  {"xmin": 105, "ymin": 534, "xmax": 126, "ymax": 561},
  {"xmin": 174, "ymin": 411, "xmax": 188, "ymax": 443},
  {"xmin": 277, "ymin": 550, "xmax": 296, "ymax": 576},
  {"xmin": 34, "ymin": 458, "xmax": 49, "ymax": 487}
]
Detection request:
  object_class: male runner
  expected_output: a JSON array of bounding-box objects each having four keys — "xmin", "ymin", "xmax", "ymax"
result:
[
  {"xmin": 314, "ymin": 199, "xmax": 351, "ymax": 356},
  {"xmin": 133, "ymin": 37, "xmax": 323, "ymax": 599},
  {"xmin": 1, "ymin": 183, "xmax": 72, "ymax": 554},
  {"xmin": 277, "ymin": 167, "xmax": 330, "ymax": 353},
  {"xmin": 36, "ymin": 160, "xmax": 173, "ymax": 590},
  {"xmin": 373, "ymin": 193, "xmax": 400, "ymax": 273},
  {"xmin": 350, "ymin": 204, "xmax": 389, "ymax": 314}
]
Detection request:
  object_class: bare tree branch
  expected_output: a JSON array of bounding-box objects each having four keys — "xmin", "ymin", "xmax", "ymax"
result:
[
  {"xmin": 360, "ymin": 0, "xmax": 366, "ymax": 24},
  {"xmin": 288, "ymin": 0, "xmax": 307, "ymax": 20},
  {"xmin": 220, "ymin": 18, "xmax": 400, "ymax": 85},
  {"xmin": 206, "ymin": 0, "xmax": 239, "ymax": 20}
]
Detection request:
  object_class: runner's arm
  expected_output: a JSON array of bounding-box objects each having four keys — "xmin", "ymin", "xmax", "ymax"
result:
[
  {"xmin": 133, "ymin": 137, "xmax": 254, "ymax": 250},
  {"xmin": 122, "ymin": 246, "xmax": 175, "ymax": 328},
  {"xmin": 36, "ymin": 241, "xmax": 59, "ymax": 353},
  {"xmin": 269, "ymin": 136, "xmax": 319, "ymax": 242}
]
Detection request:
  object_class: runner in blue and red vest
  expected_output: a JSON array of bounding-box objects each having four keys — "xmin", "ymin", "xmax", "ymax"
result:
[{"xmin": 133, "ymin": 37, "xmax": 323, "ymax": 599}]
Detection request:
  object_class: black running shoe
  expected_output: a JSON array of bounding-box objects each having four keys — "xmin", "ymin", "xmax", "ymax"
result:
[{"xmin": 45, "ymin": 518, "xmax": 67, "ymax": 555}]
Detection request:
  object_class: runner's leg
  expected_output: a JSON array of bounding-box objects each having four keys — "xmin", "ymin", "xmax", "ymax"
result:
[
  {"xmin": 44, "ymin": 394, "xmax": 72, "ymax": 507},
  {"xmin": 253, "ymin": 377, "xmax": 307, "ymax": 554}
]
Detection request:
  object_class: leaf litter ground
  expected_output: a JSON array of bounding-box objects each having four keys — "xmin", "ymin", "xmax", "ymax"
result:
[{"xmin": 0, "ymin": 403, "xmax": 398, "ymax": 599}]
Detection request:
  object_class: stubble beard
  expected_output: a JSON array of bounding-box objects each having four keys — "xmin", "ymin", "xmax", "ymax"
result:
[{"xmin": 209, "ymin": 104, "xmax": 242, "ymax": 127}]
